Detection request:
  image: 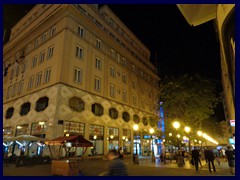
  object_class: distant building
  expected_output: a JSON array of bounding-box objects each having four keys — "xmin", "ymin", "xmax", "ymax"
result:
[
  {"xmin": 3, "ymin": 4, "xmax": 160, "ymax": 157},
  {"xmin": 177, "ymin": 4, "xmax": 235, "ymax": 146}
]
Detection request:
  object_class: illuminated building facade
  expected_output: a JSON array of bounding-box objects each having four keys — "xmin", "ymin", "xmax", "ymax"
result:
[{"xmin": 3, "ymin": 4, "xmax": 160, "ymax": 157}]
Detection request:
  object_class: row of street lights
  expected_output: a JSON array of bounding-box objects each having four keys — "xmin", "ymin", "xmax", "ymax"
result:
[{"xmin": 170, "ymin": 121, "xmax": 218, "ymax": 152}]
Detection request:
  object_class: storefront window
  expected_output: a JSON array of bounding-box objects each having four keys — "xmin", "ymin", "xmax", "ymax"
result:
[
  {"xmin": 122, "ymin": 129, "xmax": 131, "ymax": 154},
  {"xmin": 15, "ymin": 124, "xmax": 28, "ymax": 136},
  {"xmin": 64, "ymin": 121, "xmax": 85, "ymax": 135},
  {"xmin": 3, "ymin": 127, "xmax": 13, "ymax": 137},
  {"xmin": 31, "ymin": 122, "xmax": 47, "ymax": 137},
  {"xmin": 107, "ymin": 127, "xmax": 119, "ymax": 151},
  {"xmin": 89, "ymin": 124, "xmax": 104, "ymax": 156}
]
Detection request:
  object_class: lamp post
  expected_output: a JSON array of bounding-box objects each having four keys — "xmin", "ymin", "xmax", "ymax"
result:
[
  {"xmin": 149, "ymin": 128, "xmax": 155, "ymax": 162},
  {"xmin": 184, "ymin": 126, "xmax": 191, "ymax": 152},
  {"xmin": 173, "ymin": 121, "xmax": 180, "ymax": 150},
  {"xmin": 133, "ymin": 124, "xmax": 139, "ymax": 164}
]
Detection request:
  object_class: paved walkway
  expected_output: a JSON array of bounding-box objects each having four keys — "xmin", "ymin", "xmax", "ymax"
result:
[{"xmin": 3, "ymin": 156, "xmax": 235, "ymax": 176}]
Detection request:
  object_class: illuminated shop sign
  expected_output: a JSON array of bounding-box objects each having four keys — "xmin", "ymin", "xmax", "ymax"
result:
[
  {"xmin": 229, "ymin": 137, "xmax": 235, "ymax": 145},
  {"xmin": 230, "ymin": 120, "xmax": 235, "ymax": 126}
]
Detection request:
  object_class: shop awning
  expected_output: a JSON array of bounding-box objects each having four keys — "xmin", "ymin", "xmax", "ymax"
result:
[{"xmin": 45, "ymin": 135, "xmax": 93, "ymax": 147}]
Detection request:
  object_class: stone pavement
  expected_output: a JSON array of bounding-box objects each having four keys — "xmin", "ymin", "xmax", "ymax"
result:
[{"xmin": 3, "ymin": 155, "xmax": 235, "ymax": 176}]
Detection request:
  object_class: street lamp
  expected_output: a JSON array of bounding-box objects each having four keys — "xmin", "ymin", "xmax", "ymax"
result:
[
  {"xmin": 133, "ymin": 124, "xmax": 139, "ymax": 164},
  {"xmin": 173, "ymin": 121, "xmax": 180, "ymax": 150},
  {"xmin": 184, "ymin": 126, "xmax": 191, "ymax": 152},
  {"xmin": 149, "ymin": 128, "xmax": 155, "ymax": 162}
]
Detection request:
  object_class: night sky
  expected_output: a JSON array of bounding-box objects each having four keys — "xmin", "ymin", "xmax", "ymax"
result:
[{"xmin": 3, "ymin": 4, "xmax": 225, "ymax": 121}]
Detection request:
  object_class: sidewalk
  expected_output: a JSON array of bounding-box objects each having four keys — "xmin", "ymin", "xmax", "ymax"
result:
[{"xmin": 3, "ymin": 155, "xmax": 234, "ymax": 176}]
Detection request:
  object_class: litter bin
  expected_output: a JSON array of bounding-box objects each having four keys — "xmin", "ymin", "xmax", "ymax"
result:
[
  {"xmin": 133, "ymin": 154, "xmax": 139, "ymax": 164},
  {"xmin": 177, "ymin": 157, "xmax": 184, "ymax": 167}
]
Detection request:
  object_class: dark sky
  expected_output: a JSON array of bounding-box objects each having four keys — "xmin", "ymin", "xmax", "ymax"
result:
[{"xmin": 3, "ymin": 4, "xmax": 225, "ymax": 120}]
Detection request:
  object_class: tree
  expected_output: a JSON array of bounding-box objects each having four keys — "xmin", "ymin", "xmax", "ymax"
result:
[{"xmin": 159, "ymin": 74, "xmax": 221, "ymax": 134}]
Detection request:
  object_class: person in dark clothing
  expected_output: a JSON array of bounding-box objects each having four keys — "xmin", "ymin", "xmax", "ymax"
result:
[
  {"xmin": 191, "ymin": 147, "xmax": 200, "ymax": 172},
  {"xmin": 204, "ymin": 148, "xmax": 216, "ymax": 173},
  {"xmin": 225, "ymin": 146, "xmax": 235, "ymax": 175},
  {"xmin": 105, "ymin": 149, "xmax": 128, "ymax": 176},
  {"xmin": 118, "ymin": 147, "xmax": 124, "ymax": 161}
]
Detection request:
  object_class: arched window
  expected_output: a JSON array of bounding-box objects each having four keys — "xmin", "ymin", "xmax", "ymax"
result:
[
  {"xmin": 35, "ymin": 96, "xmax": 49, "ymax": 112},
  {"xmin": 92, "ymin": 103, "xmax": 103, "ymax": 116},
  {"xmin": 69, "ymin": 97, "xmax": 85, "ymax": 112},
  {"xmin": 5, "ymin": 107, "xmax": 14, "ymax": 119},
  {"xmin": 122, "ymin": 112, "xmax": 130, "ymax": 122},
  {"xmin": 133, "ymin": 114, "xmax": 140, "ymax": 124},
  {"xmin": 109, "ymin": 108, "xmax": 118, "ymax": 119},
  {"xmin": 20, "ymin": 102, "xmax": 31, "ymax": 116}
]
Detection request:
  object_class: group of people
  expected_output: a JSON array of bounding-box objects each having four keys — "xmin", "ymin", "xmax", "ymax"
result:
[{"xmin": 191, "ymin": 146, "xmax": 235, "ymax": 175}]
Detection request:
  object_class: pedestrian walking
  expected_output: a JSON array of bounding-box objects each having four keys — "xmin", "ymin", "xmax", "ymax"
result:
[
  {"xmin": 191, "ymin": 146, "xmax": 200, "ymax": 172},
  {"xmin": 225, "ymin": 146, "xmax": 235, "ymax": 175},
  {"xmin": 99, "ymin": 149, "xmax": 128, "ymax": 176},
  {"xmin": 204, "ymin": 147, "xmax": 216, "ymax": 174},
  {"xmin": 118, "ymin": 147, "xmax": 124, "ymax": 161}
]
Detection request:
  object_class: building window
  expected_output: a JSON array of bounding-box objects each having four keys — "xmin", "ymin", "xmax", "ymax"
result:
[
  {"xmin": 111, "ymin": 49, "xmax": 115, "ymax": 59},
  {"xmin": 92, "ymin": 103, "xmax": 103, "ymax": 116},
  {"xmin": 50, "ymin": 26, "xmax": 56, "ymax": 36},
  {"xmin": 109, "ymin": 108, "xmax": 118, "ymax": 119},
  {"xmin": 94, "ymin": 77, "xmax": 101, "ymax": 91},
  {"xmin": 96, "ymin": 39, "xmax": 101, "ymax": 49},
  {"xmin": 20, "ymin": 102, "xmax": 31, "ymax": 116},
  {"xmin": 3, "ymin": 127, "xmax": 13, "ymax": 137},
  {"xmin": 122, "ymin": 112, "xmax": 130, "ymax": 122},
  {"xmin": 47, "ymin": 46, "xmax": 54, "ymax": 60},
  {"xmin": 68, "ymin": 97, "xmax": 85, "ymax": 112},
  {"xmin": 133, "ymin": 114, "xmax": 140, "ymax": 124},
  {"xmin": 142, "ymin": 117, "xmax": 148, "ymax": 126},
  {"xmin": 110, "ymin": 84, "xmax": 115, "ymax": 97},
  {"xmin": 35, "ymin": 96, "xmax": 49, "ymax": 112},
  {"xmin": 122, "ymin": 57, "xmax": 127, "ymax": 67},
  {"xmin": 12, "ymin": 83, "xmax": 17, "ymax": 97},
  {"xmin": 122, "ymin": 90, "xmax": 127, "ymax": 101},
  {"xmin": 74, "ymin": 68, "xmax": 82, "ymax": 84},
  {"xmin": 95, "ymin": 57, "xmax": 102, "ymax": 70},
  {"xmin": 18, "ymin": 80, "xmax": 24, "ymax": 95},
  {"xmin": 107, "ymin": 127, "xmax": 119, "ymax": 151},
  {"xmin": 15, "ymin": 64, "xmax": 20, "ymax": 77},
  {"xmin": 42, "ymin": 32, "xmax": 47, "ymax": 43},
  {"xmin": 76, "ymin": 46, "xmax": 83, "ymax": 59},
  {"xmin": 6, "ymin": 86, "xmax": 12, "ymax": 99},
  {"xmin": 35, "ymin": 72, "xmax": 42, "ymax": 87},
  {"xmin": 39, "ymin": 51, "xmax": 45, "ymax": 64},
  {"xmin": 34, "ymin": 38, "xmax": 40, "ymax": 48},
  {"xmin": 64, "ymin": 121, "xmax": 85, "ymax": 135},
  {"xmin": 15, "ymin": 124, "xmax": 28, "ymax": 136},
  {"xmin": 132, "ymin": 80, "xmax": 136, "ymax": 89},
  {"xmin": 77, "ymin": 25, "xmax": 85, "ymax": 37},
  {"xmin": 133, "ymin": 94, "xmax": 137, "ymax": 106},
  {"xmin": 89, "ymin": 124, "xmax": 104, "ymax": 156},
  {"xmin": 5, "ymin": 107, "xmax": 14, "ymax": 119},
  {"xmin": 44, "ymin": 68, "xmax": 51, "ymax": 83},
  {"xmin": 110, "ymin": 66, "xmax": 115, "ymax": 77},
  {"xmin": 28, "ymin": 76, "xmax": 34, "ymax": 90},
  {"xmin": 21, "ymin": 61, "xmax": 27, "ymax": 73},
  {"xmin": 122, "ymin": 73, "xmax": 127, "ymax": 84},
  {"xmin": 31, "ymin": 122, "xmax": 47, "ymax": 137},
  {"xmin": 32, "ymin": 56, "xmax": 38, "ymax": 68}
]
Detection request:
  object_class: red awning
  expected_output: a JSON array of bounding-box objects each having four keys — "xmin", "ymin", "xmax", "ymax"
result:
[{"xmin": 45, "ymin": 135, "xmax": 93, "ymax": 147}]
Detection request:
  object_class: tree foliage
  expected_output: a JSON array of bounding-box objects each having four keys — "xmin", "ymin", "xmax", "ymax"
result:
[{"xmin": 159, "ymin": 74, "xmax": 221, "ymax": 133}]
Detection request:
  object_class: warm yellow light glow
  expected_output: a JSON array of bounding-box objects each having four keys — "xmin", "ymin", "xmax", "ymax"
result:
[
  {"xmin": 93, "ymin": 135, "xmax": 97, "ymax": 139},
  {"xmin": 66, "ymin": 134, "xmax": 69, "ymax": 137},
  {"xmin": 169, "ymin": 133, "xmax": 172, "ymax": 137},
  {"xmin": 149, "ymin": 128, "xmax": 154, "ymax": 134},
  {"xmin": 177, "ymin": 134, "xmax": 181, "ymax": 138},
  {"xmin": 173, "ymin": 121, "xmax": 180, "ymax": 129},
  {"xmin": 197, "ymin": 131, "xmax": 203, "ymax": 136},
  {"xmin": 122, "ymin": 136, "xmax": 126, "ymax": 140},
  {"xmin": 184, "ymin": 126, "xmax": 190, "ymax": 133},
  {"xmin": 133, "ymin": 124, "xmax": 139, "ymax": 131},
  {"xmin": 110, "ymin": 135, "xmax": 114, "ymax": 139}
]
